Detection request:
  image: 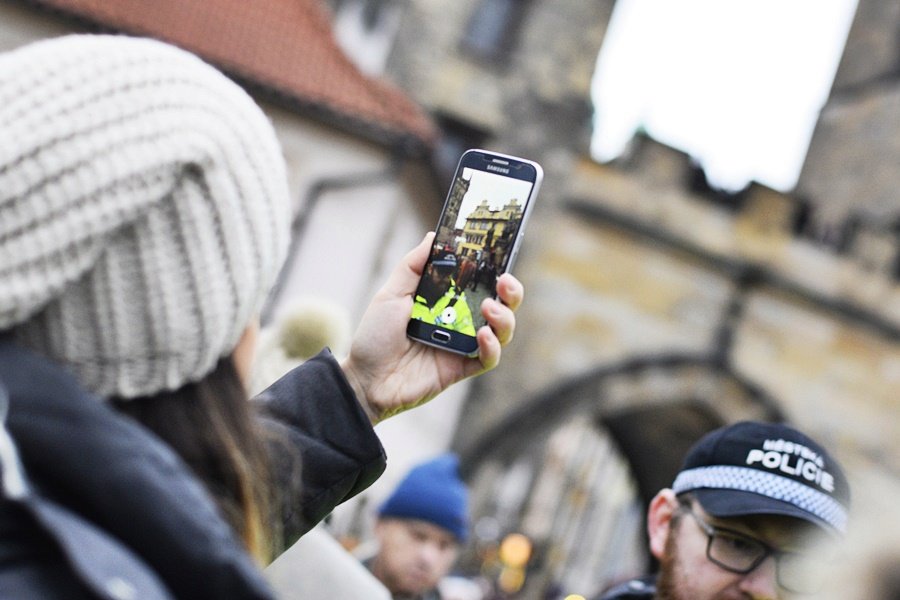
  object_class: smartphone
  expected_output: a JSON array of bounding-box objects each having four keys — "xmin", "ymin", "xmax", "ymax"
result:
[{"xmin": 407, "ymin": 149, "xmax": 543, "ymax": 356}]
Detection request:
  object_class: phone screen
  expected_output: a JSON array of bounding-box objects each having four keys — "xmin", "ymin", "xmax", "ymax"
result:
[{"xmin": 407, "ymin": 150, "xmax": 542, "ymax": 355}]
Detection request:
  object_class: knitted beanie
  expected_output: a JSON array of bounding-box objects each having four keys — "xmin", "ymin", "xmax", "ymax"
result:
[
  {"xmin": 0, "ymin": 35, "xmax": 290, "ymax": 398},
  {"xmin": 378, "ymin": 453, "xmax": 469, "ymax": 542}
]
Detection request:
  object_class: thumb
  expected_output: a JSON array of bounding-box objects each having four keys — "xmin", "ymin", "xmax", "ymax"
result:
[{"xmin": 382, "ymin": 232, "xmax": 434, "ymax": 297}]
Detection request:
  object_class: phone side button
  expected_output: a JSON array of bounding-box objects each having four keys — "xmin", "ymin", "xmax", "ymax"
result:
[{"xmin": 431, "ymin": 330, "xmax": 451, "ymax": 343}]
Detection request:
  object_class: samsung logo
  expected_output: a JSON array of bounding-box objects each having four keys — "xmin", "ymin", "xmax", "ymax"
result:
[{"xmin": 486, "ymin": 164, "xmax": 509, "ymax": 174}]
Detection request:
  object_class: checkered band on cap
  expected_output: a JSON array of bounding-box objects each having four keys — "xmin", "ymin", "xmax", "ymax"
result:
[{"xmin": 673, "ymin": 465, "xmax": 848, "ymax": 533}]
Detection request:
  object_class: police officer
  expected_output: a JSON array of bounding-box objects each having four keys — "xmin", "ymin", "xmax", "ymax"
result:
[
  {"xmin": 597, "ymin": 421, "xmax": 850, "ymax": 600},
  {"xmin": 411, "ymin": 253, "xmax": 476, "ymax": 336}
]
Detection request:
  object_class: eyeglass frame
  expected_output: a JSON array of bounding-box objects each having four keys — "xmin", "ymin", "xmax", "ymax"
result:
[{"xmin": 676, "ymin": 499, "xmax": 820, "ymax": 594}]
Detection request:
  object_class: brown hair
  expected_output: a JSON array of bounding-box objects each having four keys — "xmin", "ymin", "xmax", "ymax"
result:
[{"xmin": 112, "ymin": 356, "xmax": 275, "ymax": 563}]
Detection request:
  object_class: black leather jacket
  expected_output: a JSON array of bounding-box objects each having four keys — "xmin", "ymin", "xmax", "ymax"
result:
[{"xmin": 0, "ymin": 340, "xmax": 386, "ymax": 599}]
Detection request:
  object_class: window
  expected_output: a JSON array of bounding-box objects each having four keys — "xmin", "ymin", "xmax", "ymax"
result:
[
  {"xmin": 432, "ymin": 114, "xmax": 489, "ymax": 192},
  {"xmin": 332, "ymin": 0, "xmax": 403, "ymax": 75},
  {"xmin": 460, "ymin": 0, "xmax": 528, "ymax": 64}
]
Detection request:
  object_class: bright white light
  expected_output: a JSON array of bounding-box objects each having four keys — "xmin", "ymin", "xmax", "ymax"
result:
[{"xmin": 591, "ymin": 0, "xmax": 858, "ymax": 192}]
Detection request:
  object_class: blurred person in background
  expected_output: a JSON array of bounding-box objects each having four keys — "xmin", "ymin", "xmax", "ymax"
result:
[
  {"xmin": 456, "ymin": 254, "xmax": 477, "ymax": 292},
  {"xmin": 0, "ymin": 34, "xmax": 522, "ymax": 599},
  {"xmin": 362, "ymin": 453, "xmax": 474, "ymax": 600},
  {"xmin": 596, "ymin": 421, "xmax": 850, "ymax": 600}
]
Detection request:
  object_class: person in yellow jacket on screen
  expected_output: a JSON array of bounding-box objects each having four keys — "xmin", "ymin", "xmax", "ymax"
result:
[{"xmin": 411, "ymin": 253, "xmax": 477, "ymax": 336}]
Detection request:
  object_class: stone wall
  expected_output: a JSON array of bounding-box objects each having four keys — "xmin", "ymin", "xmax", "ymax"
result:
[{"xmin": 797, "ymin": 0, "xmax": 900, "ymax": 229}]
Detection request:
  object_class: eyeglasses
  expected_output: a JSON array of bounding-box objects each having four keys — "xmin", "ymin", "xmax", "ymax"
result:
[{"xmin": 680, "ymin": 503, "xmax": 821, "ymax": 594}]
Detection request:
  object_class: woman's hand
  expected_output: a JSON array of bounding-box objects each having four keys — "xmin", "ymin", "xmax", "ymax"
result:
[{"xmin": 340, "ymin": 232, "xmax": 523, "ymax": 424}]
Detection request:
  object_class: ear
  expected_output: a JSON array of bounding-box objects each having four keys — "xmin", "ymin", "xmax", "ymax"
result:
[
  {"xmin": 647, "ymin": 489, "xmax": 679, "ymax": 560},
  {"xmin": 232, "ymin": 318, "xmax": 260, "ymax": 390}
]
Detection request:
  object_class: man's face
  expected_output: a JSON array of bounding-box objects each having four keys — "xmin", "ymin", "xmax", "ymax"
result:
[
  {"xmin": 372, "ymin": 518, "xmax": 461, "ymax": 596},
  {"xmin": 648, "ymin": 491, "xmax": 824, "ymax": 600},
  {"xmin": 429, "ymin": 265, "xmax": 453, "ymax": 286}
]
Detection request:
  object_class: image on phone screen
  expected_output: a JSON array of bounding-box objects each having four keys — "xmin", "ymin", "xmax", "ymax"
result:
[{"xmin": 407, "ymin": 150, "xmax": 541, "ymax": 356}]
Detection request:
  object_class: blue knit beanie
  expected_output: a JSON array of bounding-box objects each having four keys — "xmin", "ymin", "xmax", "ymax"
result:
[{"xmin": 378, "ymin": 453, "xmax": 469, "ymax": 542}]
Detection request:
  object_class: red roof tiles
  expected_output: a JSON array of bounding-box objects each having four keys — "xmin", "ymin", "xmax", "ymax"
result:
[{"xmin": 27, "ymin": 0, "xmax": 437, "ymax": 154}]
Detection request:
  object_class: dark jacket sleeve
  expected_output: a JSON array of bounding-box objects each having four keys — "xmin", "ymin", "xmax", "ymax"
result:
[
  {"xmin": 252, "ymin": 349, "xmax": 386, "ymax": 550},
  {"xmin": 0, "ymin": 340, "xmax": 274, "ymax": 600}
]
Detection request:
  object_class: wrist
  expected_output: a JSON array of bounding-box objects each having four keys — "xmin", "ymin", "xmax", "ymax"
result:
[{"xmin": 339, "ymin": 357, "xmax": 380, "ymax": 425}]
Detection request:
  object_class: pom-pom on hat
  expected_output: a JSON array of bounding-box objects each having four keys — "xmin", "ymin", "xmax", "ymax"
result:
[
  {"xmin": 379, "ymin": 453, "xmax": 469, "ymax": 542},
  {"xmin": 672, "ymin": 421, "xmax": 851, "ymax": 535},
  {"xmin": 0, "ymin": 35, "xmax": 290, "ymax": 398}
]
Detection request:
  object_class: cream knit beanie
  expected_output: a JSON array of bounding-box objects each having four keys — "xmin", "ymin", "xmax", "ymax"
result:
[{"xmin": 0, "ymin": 35, "xmax": 290, "ymax": 398}]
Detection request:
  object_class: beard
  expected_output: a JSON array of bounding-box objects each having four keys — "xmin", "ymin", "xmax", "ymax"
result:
[
  {"xmin": 418, "ymin": 273, "xmax": 450, "ymax": 306},
  {"xmin": 654, "ymin": 524, "xmax": 740, "ymax": 600},
  {"xmin": 655, "ymin": 524, "xmax": 686, "ymax": 600}
]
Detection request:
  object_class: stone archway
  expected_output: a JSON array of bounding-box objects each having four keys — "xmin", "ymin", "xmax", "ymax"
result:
[{"xmin": 455, "ymin": 353, "xmax": 785, "ymax": 599}]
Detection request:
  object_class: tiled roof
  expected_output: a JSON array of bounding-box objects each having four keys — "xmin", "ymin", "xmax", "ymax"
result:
[{"xmin": 25, "ymin": 0, "xmax": 437, "ymax": 154}]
